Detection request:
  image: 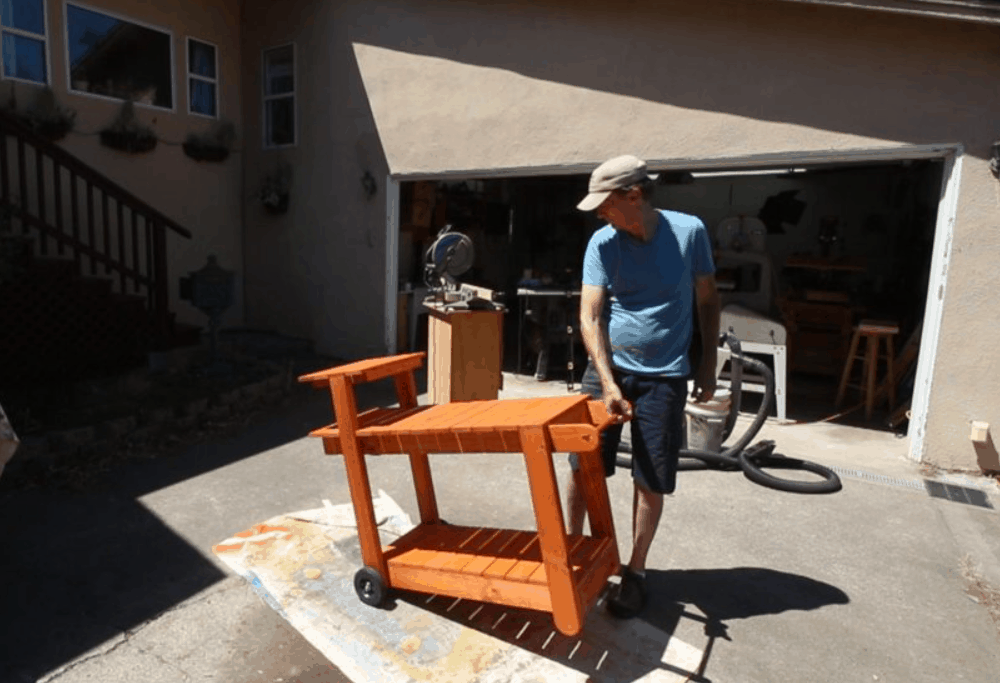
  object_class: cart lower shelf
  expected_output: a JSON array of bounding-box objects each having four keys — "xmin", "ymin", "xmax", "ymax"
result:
[{"xmin": 382, "ymin": 523, "xmax": 620, "ymax": 615}]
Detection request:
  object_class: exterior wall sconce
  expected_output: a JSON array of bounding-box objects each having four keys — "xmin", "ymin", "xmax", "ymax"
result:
[{"xmin": 361, "ymin": 171, "xmax": 378, "ymax": 199}]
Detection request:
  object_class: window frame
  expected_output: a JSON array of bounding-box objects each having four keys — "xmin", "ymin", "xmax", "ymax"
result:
[
  {"xmin": 262, "ymin": 42, "xmax": 296, "ymax": 149},
  {"xmin": 0, "ymin": 0, "xmax": 51, "ymax": 86},
  {"xmin": 63, "ymin": 1, "xmax": 176, "ymax": 112},
  {"xmin": 186, "ymin": 35, "xmax": 218, "ymax": 119}
]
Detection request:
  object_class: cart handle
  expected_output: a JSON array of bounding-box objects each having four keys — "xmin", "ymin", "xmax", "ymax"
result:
[{"xmin": 298, "ymin": 352, "xmax": 426, "ymax": 388}]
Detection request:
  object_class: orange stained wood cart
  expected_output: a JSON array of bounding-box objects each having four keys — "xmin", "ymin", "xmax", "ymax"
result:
[{"xmin": 298, "ymin": 352, "xmax": 624, "ymax": 637}]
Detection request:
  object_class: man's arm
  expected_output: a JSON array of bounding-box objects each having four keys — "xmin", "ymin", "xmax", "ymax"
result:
[
  {"xmin": 579, "ymin": 284, "xmax": 631, "ymax": 418},
  {"xmin": 692, "ymin": 273, "xmax": 720, "ymax": 402}
]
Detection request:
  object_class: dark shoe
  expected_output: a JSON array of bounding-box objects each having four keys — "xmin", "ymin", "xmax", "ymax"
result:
[{"xmin": 606, "ymin": 569, "xmax": 646, "ymax": 619}]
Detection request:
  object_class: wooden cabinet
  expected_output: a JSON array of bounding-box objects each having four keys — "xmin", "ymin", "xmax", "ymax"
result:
[
  {"xmin": 426, "ymin": 302, "xmax": 504, "ymax": 402},
  {"xmin": 780, "ymin": 300, "xmax": 855, "ymax": 376}
]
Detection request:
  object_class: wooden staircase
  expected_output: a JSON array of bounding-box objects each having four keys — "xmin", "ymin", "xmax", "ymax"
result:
[{"xmin": 0, "ymin": 109, "xmax": 196, "ymax": 395}]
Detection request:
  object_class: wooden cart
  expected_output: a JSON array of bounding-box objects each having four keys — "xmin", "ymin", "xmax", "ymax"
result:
[{"xmin": 299, "ymin": 352, "xmax": 623, "ymax": 637}]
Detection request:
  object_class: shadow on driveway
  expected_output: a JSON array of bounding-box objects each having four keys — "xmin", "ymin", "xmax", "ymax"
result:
[
  {"xmin": 392, "ymin": 566, "xmax": 848, "ymax": 682},
  {"xmin": 0, "ymin": 366, "xmax": 426, "ymax": 683}
]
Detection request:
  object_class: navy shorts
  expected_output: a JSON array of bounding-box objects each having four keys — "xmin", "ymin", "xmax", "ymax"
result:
[{"xmin": 569, "ymin": 362, "xmax": 687, "ymax": 494}]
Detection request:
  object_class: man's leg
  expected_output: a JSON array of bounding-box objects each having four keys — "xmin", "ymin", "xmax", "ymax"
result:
[
  {"xmin": 627, "ymin": 480, "xmax": 664, "ymax": 572},
  {"xmin": 606, "ymin": 375, "xmax": 684, "ymax": 619}
]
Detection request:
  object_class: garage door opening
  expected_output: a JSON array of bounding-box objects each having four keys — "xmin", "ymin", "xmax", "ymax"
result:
[{"xmin": 390, "ymin": 151, "xmax": 953, "ymax": 445}]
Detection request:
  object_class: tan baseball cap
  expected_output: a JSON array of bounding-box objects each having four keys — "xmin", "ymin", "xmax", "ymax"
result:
[{"xmin": 576, "ymin": 154, "xmax": 658, "ymax": 211}]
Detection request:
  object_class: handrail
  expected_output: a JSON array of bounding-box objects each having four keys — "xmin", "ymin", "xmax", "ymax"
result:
[
  {"xmin": 0, "ymin": 109, "xmax": 191, "ymax": 239},
  {"xmin": 0, "ymin": 107, "xmax": 194, "ymax": 348}
]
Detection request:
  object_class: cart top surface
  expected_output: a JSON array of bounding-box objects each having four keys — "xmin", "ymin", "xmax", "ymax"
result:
[{"xmin": 355, "ymin": 394, "xmax": 589, "ymax": 435}]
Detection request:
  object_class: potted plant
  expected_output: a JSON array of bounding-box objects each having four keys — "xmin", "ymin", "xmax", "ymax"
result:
[
  {"xmin": 3, "ymin": 86, "xmax": 76, "ymax": 141},
  {"xmin": 183, "ymin": 120, "xmax": 236, "ymax": 163},
  {"xmin": 257, "ymin": 163, "xmax": 292, "ymax": 214},
  {"xmin": 99, "ymin": 100, "xmax": 157, "ymax": 154}
]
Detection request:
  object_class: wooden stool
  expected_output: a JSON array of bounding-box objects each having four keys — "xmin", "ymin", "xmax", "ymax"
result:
[{"xmin": 836, "ymin": 320, "xmax": 899, "ymax": 419}]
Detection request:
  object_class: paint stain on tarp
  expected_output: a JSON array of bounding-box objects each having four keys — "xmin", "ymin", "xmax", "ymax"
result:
[{"xmin": 378, "ymin": 628, "xmax": 506, "ymax": 683}]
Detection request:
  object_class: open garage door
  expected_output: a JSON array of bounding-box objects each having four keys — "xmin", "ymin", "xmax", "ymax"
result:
[{"xmin": 384, "ymin": 146, "xmax": 960, "ymax": 462}]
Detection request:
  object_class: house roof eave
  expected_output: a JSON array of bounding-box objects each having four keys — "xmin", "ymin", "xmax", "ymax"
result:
[{"xmin": 771, "ymin": 0, "xmax": 1000, "ymax": 25}]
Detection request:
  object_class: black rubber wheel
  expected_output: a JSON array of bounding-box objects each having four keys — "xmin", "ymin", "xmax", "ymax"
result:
[
  {"xmin": 354, "ymin": 566, "xmax": 388, "ymax": 607},
  {"xmin": 738, "ymin": 451, "xmax": 842, "ymax": 494}
]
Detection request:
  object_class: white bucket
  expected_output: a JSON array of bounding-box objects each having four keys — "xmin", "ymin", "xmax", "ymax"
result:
[{"xmin": 685, "ymin": 389, "xmax": 731, "ymax": 453}]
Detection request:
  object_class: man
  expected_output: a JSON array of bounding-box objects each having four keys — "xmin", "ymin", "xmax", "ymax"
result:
[{"xmin": 565, "ymin": 154, "xmax": 720, "ymax": 619}]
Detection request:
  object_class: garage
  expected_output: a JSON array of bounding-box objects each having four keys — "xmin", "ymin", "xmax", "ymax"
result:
[{"xmin": 388, "ymin": 148, "xmax": 955, "ymax": 440}]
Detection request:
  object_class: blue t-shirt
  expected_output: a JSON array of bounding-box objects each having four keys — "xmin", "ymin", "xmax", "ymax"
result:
[{"xmin": 582, "ymin": 209, "xmax": 715, "ymax": 377}]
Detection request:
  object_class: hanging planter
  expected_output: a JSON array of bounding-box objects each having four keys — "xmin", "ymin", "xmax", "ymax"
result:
[
  {"xmin": 99, "ymin": 100, "xmax": 157, "ymax": 155},
  {"xmin": 257, "ymin": 162, "xmax": 292, "ymax": 215},
  {"xmin": 183, "ymin": 120, "xmax": 236, "ymax": 163},
  {"xmin": 262, "ymin": 192, "xmax": 289, "ymax": 215},
  {"xmin": 3, "ymin": 86, "xmax": 76, "ymax": 142}
]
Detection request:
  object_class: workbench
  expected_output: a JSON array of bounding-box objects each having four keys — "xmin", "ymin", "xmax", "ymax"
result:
[{"xmin": 299, "ymin": 351, "xmax": 623, "ymax": 636}]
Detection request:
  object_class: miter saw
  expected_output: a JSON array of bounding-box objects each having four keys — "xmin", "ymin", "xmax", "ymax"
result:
[{"xmin": 423, "ymin": 226, "xmax": 503, "ymax": 310}]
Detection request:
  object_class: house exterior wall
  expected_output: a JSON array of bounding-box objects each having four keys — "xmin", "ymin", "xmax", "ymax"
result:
[
  {"xmin": 240, "ymin": 0, "xmax": 389, "ymax": 361},
  {"xmin": 5, "ymin": 0, "xmax": 245, "ymax": 328},
  {"xmin": 241, "ymin": 0, "xmax": 999, "ymax": 470}
]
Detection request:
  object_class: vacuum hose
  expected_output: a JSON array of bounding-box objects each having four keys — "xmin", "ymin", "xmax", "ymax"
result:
[{"xmin": 616, "ymin": 333, "xmax": 842, "ymax": 494}]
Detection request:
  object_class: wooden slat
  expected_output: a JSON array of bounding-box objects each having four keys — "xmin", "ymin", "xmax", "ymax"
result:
[
  {"xmin": 35, "ymin": 146, "xmax": 46, "ymax": 254},
  {"xmin": 131, "ymin": 209, "xmax": 140, "ymax": 292},
  {"xmin": 420, "ymin": 526, "xmax": 487, "ymax": 571},
  {"xmin": 16, "ymin": 138, "xmax": 27, "ymax": 233},
  {"xmin": 86, "ymin": 182, "xmax": 95, "ymax": 275},
  {"xmin": 144, "ymin": 216, "xmax": 153, "ymax": 308},
  {"xmin": 482, "ymin": 530, "xmax": 536, "ymax": 579},
  {"xmin": 117, "ymin": 200, "xmax": 126, "ymax": 292},
  {"xmin": 53, "ymin": 158, "xmax": 63, "ymax": 255},
  {"xmin": 385, "ymin": 523, "xmax": 458, "ymax": 568},
  {"xmin": 461, "ymin": 529, "xmax": 522, "ymax": 576},
  {"xmin": 402, "ymin": 402, "xmax": 486, "ymax": 452},
  {"xmin": 0, "ymin": 131, "xmax": 9, "ymax": 202},
  {"xmin": 387, "ymin": 564, "xmax": 552, "ymax": 614},
  {"xmin": 503, "ymin": 536, "xmax": 545, "ymax": 583},
  {"xmin": 527, "ymin": 535, "xmax": 588, "ymax": 584},
  {"xmin": 102, "ymin": 192, "xmax": 111, "ymax": 274},
  {"xmin": 70, "ymin": 171, "xmax": 80, "ymax": 270}
]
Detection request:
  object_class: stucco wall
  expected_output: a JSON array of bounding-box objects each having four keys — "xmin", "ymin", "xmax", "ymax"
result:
[
  {"xmin": 240, "ymin": 0, "xmax": 388, "ymax": 361},
  {"xmin": 7, "ymin": 0, "xmax": 245, "ymax": 328},
  {"xmin": 240, "ymin": 0, "xmax": 999, "ymax": 470}
]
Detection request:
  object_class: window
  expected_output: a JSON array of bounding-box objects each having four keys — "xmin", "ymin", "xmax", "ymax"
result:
[
  {"xmin": 187, "ymin": 37, "xmax": 217, "ymax": 117},
  {"xmin": 263, "ymin": 44, "xmax": 294, "ymax": 147},
  {"xmin": 1, "ymin": 0, "xmax": 48, "ymax": 84},
  {"xmin": 66, "ymin": 3, "xmax": 172, "ymax": 109}
]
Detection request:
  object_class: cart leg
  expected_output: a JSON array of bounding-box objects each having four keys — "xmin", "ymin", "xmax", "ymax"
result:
[
  {"xmin": 332, "ymin": 376, "xmax": 390, "ymax": 582},
  {"xmin": 576, "ymin": 445, "xmax": 617, "ymax": 545},
  {"xmin": 394, "ymin": 371, "xmax": 440, "ymax": 524},
  {"xmin": 521, "ymin": 426, "xmax": 584, "ymax": 636}
]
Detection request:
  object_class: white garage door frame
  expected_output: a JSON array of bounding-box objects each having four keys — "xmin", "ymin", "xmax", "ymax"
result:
[{"xmin": 383, "ymin": 143, "xmax": 963, "ymax": 463}]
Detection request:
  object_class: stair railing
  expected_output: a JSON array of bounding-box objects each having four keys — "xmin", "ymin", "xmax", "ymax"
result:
[{"xmin": 0, "ymin": 109, "xmax": 192, "ymax": 348}]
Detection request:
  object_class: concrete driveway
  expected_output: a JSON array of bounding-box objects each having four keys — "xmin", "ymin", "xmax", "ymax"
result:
[{"xmin": 3, "ymin": 367, "xmax": 998, "ymax": 683}]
